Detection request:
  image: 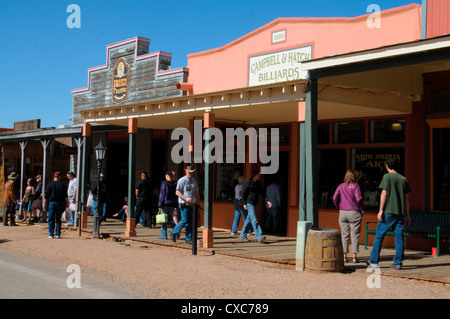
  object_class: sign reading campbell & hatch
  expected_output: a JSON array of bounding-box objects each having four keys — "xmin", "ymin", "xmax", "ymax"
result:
[
  {"xmin": 248, "ymin": 45, "xmax": 312, "ymax": 86},
  {"xmin": 112, "ymin": 57, "xmax": 130, "ymax": 104}
]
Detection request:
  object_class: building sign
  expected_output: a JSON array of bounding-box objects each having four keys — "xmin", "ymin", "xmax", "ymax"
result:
[
  {"xmin": 272, "ymin": 30, "xmax": 286, "ymax": 44},
  {"xmin": 353, "ymin": 147, "xmax": 404, "ymax": 208},
  {"xmin": 112, "ymin": 58, "xmax": 130, "ymax": 104},
  {"xmin": 248, "ymin": 45, "xmax": 312, "ymax": 86}
]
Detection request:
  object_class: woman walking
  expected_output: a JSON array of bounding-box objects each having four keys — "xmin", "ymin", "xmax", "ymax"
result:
[{"xmin": 333, "ymin": 170, "xmax": 365, "ymax": 263}]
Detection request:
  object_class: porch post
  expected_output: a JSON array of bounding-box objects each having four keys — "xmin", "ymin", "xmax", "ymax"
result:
[
  {"xmin": 203, "ymin": 111, "xmax": 215, "ymax": 248},
  {"xmin": 305, "ymin": 77, "xmax": 319, "ymax": 227},
  {"xmin": 80, "ymin": 124, "xmax": 91, "ymax": 232},
  {"xmin": 18, "ymin": 141, "xmax": 27, "ymax": 220},
  {"xmin": 298, "ymin": 101, "xmax": 306, "ymax": 222},
  {"xmin": 74, "ymin": 137, "xmax": 83, "ymax": 231},
  {"xmin": 40, "ymin": 138, "xmax": 50, "ymax": 223},
  {"xmin": 126, "ymin": 118, "xmax": 137, "ymax": 237},
  {"xmin": 296, "ymin": 101, "xmax": 312, "ymax": 271}
]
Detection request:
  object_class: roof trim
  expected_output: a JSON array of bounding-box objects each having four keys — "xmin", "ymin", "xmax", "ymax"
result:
[{"xmin": 302, "ymin": 34, "xmax": 450, "ymax": 74}]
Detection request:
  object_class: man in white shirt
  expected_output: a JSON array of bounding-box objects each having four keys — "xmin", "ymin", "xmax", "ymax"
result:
[{"xmin": 66, "ymin": 171, "xmax": 77, "ymax": 226}]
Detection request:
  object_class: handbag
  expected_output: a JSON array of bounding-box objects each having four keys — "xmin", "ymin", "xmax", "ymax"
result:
[{"xmin": 155, "ymin": 209, "xmax": 168, "ymax": 224}]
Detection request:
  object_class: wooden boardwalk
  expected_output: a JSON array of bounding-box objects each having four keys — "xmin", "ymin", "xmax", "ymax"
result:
[{"xmin": 67, "ymin": 216, "xmax": 450, "ymax": 285}]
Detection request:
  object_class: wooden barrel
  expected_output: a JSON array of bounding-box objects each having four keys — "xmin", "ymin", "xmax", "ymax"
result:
[{"xmin": 305, "ymin": 228, "xmax": 344, "ymax": 273}]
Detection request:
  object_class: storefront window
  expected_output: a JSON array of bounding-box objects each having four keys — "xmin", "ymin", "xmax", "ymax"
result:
[
  {"xmin": 318, "ymin": 149, "xmax": 347, "ymax": 207},
  {"xmin": 370, "ymin": 118, "xmax": 405, "ymax": 143},
  {"xmin": 214, "ymin": 124, "xmax": 245, "ymax": 202},
  {"xmin": 333, "ymin": 120, "xmax": 365, "ymax": 144},
  {"xmin": 433, "ymin": 128, "xmax": 450, "ymax": 211},
  {"xmin": 352, "ymin": 147, "xmax": 404, "ymax": 210},
  {"xmin": 432, "ymin": 89, "xmax": 450, "ymax": 113},
  {"xmin": 318, "ymin": 122, "xmax": 330, "ymax": 144},
  {"xmin": 215, "ymin": 163, "xmax": 244, "ymax": 201}
]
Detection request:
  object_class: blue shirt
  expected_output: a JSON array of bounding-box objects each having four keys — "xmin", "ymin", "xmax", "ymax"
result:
[{"xmin": 176, "ymin": 176, "xmax": 198, "ymax": 205}]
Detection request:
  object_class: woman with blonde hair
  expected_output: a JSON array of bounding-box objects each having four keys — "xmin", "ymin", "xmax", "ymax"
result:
[{"xmin": 333, "ymin": 170, "xmax": 365, "ymax": 263}]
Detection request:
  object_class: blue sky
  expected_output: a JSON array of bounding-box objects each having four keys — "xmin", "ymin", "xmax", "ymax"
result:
[{"xmin": 0, "ymin": 0, "xmax": 420, "ymax": 129}]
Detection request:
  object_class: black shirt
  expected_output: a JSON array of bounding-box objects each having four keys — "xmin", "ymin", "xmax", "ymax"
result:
[
  {"xmin": 91, "ymin": 180, "xmax": 108, "ymax": 201},
  {"xmin": 241, "ymin": 178, "xmax": 264, "ymax": 206},
  {"xmin": 45, "ymin": 181, "xmax": 68, "ymax": 203},
  {"xmin": 135, "ymin": 178, "xmax": 153, "ymax": 212}
]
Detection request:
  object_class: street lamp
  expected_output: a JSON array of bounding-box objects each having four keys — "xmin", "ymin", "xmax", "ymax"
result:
[{"xmin": 93, "ymin": 138, "xmax": 107, "ymax": 239}]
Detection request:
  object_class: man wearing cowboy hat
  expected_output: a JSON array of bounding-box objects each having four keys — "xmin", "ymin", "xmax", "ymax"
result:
[
  {"xmin": 3, "ymin": 172, "xmax": 19, "ymax": 226},
  {"xmin": 170, "ymin": 165, "xmax": 200, "ymax": 244}
]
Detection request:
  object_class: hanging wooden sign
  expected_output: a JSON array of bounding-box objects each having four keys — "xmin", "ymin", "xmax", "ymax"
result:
[{"xmin": 112, "ymin": 58, "xmax": 130, "ymax": 104}]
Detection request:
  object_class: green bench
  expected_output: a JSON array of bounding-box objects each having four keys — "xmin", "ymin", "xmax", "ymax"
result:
[{"xmin": 365, "ymin": 212, "xmax": 450, "ymax": 256}]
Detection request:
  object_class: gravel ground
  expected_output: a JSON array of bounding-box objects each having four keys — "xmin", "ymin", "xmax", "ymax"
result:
[{"xmin": 0, "ymin": 224, "xmax": 449, "ymax": 300}]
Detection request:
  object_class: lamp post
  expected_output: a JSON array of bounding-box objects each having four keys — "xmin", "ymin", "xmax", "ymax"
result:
[{"xmin": 93, "ymin": 138, "xmax": 107, "ymax": 239}]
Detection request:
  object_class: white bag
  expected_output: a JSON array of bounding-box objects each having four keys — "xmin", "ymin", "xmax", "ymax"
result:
[
  {"xmin": 87, "ymin": 192, "xmax": 93, "ymax": 207},
  {"xmin": 63, "ymin": 208, "xmax": 72, "ymax": 222}
]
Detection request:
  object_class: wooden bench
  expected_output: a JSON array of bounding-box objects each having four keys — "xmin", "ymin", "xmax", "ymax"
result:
[{"xmin": 364, "ymin": 212, "xmax": 450, "ymax": 256}]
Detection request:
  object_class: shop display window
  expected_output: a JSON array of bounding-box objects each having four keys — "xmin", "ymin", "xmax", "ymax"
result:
[
  {"xmin": 214, "ymin": 124, "xmax": 245, "ymax": 202},
  {"xmin": 432, "ymin": 128, "xmax": 450, "ymax": 212},
  {"xmin": 432, "ymin": 89, "xmax": 450, "ymax": 113},
  {"xmin": 318, "ymin": 122, "xmax": 330, "ymax": 144},
  {"xmin": 215, "ymin": 163, "xmax": 244, "ymax": 201},
  {"xmin": 333, "ymin": 120, "xmax": 365, "ymax": 144},
  {"xmin": 370, "ymin": 118, "xmax": 405, "ymax": 143},
  {"xmin": 318, "ymin": 149, "xmax": 347, "ymax": 207},
  {"xmin": 352, "ymin": 147, "xmax": 404, "ymax": 209},
  {"xmin": 319, "ymin": 117, "xmax": 406, "ymax": 210}
]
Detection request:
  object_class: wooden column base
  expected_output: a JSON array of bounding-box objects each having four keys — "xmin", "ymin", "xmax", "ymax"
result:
[
  {"xmin": 80, "ymin": 211, "xmax": 88, "ymax": 228},
  {"xmin": 125, "ymin": 218, "xmax": 136, "ymax": 237},
  {"xmin": 202, "ymin": 228, "xmax": 214, "ymax": 248}
]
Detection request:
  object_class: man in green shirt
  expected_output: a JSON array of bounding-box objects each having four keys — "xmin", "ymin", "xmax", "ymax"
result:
[{"xmin": 368, "ymin": 157, "xmax": 411, "ymax": 270}]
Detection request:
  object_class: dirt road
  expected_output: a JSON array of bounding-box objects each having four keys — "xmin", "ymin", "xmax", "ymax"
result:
[{"xmin": 0, "ymin": 224, "xmax": 448, "ymax": 300}]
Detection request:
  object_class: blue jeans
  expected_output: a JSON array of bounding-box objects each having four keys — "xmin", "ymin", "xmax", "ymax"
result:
[
  {"xmin": 172, "ymin": 205, "xmax": 192, "ymax": 241},
  {"xmin": 93, "ymin": 200, "xmax": 107, "ymax": 220},
  {"xmin": 232, "ymin": 199, "xmax": 251, "ymax": 234},
  {"xmin": 370, "ymin": 213, "xmax": 405, "ymax": 265},
  {"xmin": 48, "ymin": 201, "xmax": 66, "ymax": 237},
  {"xmin": 160, "ymin": 206, "xmax": 177, "ymax": 239},
  {"xmin": 240, "ymin": 203, "xmax": 263, "ymax": 241}
]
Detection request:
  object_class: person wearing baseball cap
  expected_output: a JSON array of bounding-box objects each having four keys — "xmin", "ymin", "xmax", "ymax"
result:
[{"xmin": 44, "ymin": 172, "xmax": 69, "ymax": 238}]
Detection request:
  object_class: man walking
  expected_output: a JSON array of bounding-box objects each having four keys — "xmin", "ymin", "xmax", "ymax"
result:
[
  {"xmin": 368, "ymin": 157, "xmax": 411, "ymax": 270},
  {"xmin": 240, "ymin": 170, "xmax": 269, "ymax": 243},
  {"xmin": 135, "ymin": 171, "xmax": 153, "ymax": 227},
  {"xmin": 170, "ymin": 166, "xmax": 200, "ymax": 244},
  {"xmin": 44, "ymin": 172, "xmax": 69, "ymax": 239},
  {"xmin": 3, "ymin": 172, "xmax": 19, "ymax": 226}
]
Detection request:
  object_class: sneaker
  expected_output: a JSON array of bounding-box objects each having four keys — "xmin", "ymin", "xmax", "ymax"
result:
[
  {"xmin": 49, "ymin": 236, "xmax": 54, "ymax": 239},
  {"xmin": 240, "ymin": 236, "xmax": 250, "ymax": 242},
  {"xmin": 185, "ymin": 239, "xmax": 192, "ymax": 244},
  {"xmin": 55, "ymin": 236, "xmax": 61, "ymax": 239},
  {"xmin": 258, "ymin": 236, "xmax": 266, "ymax": 244},
  {"xmin": 170, "ymin": 232, "xmax": 176, "ymax": 243},
  {"xmin": 390, "ymin": 263, "xmax": 402, "ymax": 270},
  {"xmin": 231, "ymin": 232, "xmax": 238, "ymax": 236},
  {"xmin": 366, "ymin": 260, "xmax": 379, "ymax": 267}
]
